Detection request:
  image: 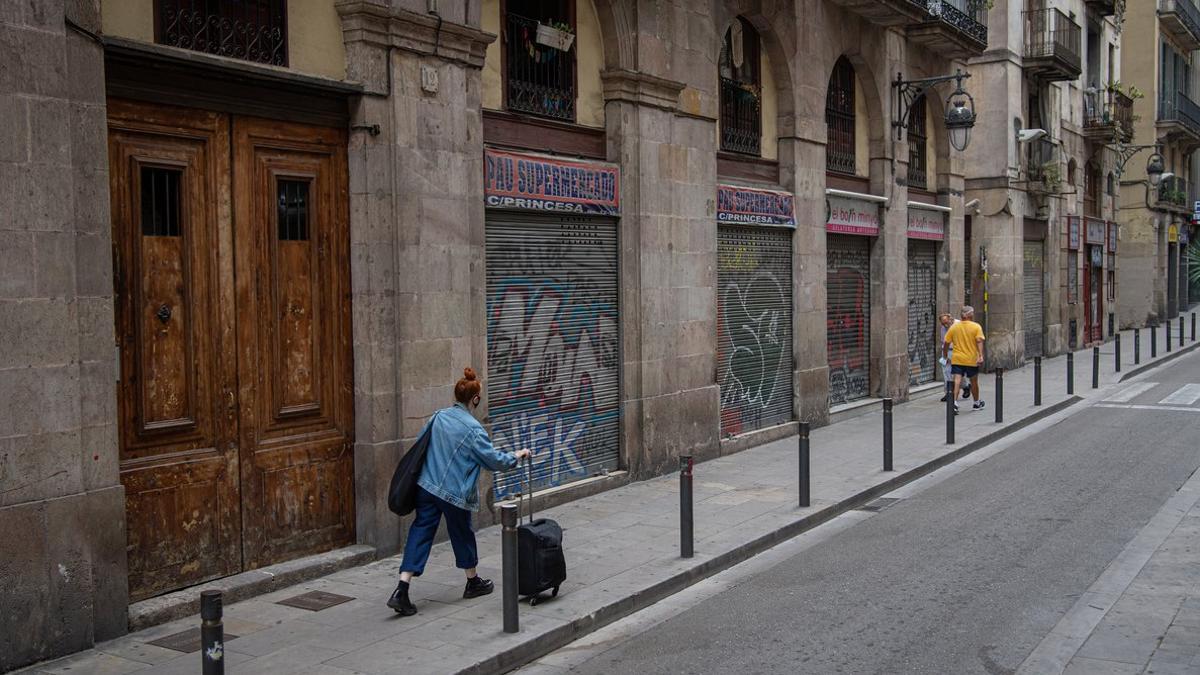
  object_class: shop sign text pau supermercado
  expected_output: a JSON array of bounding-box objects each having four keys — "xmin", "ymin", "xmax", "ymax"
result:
[
  {"xmin": 485, "ymin": 148, "xmax": 620, "ymax": 216},
  {"xmin": 716, "ymin": 184, "xmax": 796, "ymax": 227}
]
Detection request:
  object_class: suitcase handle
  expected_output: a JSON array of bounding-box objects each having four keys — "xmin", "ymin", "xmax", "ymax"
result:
[{"xmin": 523, "ymin": 455, "xmax": 535, "ymax": 524}]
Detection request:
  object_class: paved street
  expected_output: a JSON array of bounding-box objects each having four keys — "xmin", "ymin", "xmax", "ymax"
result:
[{"xmin": 522, "ymin": 349, "xmax": 1200, "ymax": 675}]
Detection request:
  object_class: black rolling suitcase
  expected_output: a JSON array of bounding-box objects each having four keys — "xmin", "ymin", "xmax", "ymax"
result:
[{"xmin": 517, "ymin": 460, "xmax": 566, "ymax": 605}]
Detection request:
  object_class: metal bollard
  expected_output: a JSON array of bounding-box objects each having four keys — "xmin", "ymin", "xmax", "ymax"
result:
[
  {"xmin": 995, "ymin": 368, "xmax": 1004, "ymax": 424},
  {"xmin": 1066, "ymin": 352, "xmax": 1074, "ymax": 395},
  {"xmin": 801, "ymin": 420, "xmax": 811, "ymax": 504},
  {"xmin": 1180, "ymin": 315, "xmax": 1185, "ymax": 347},
  {"xmin": 1092, "ymin": 346, "xmax": 1100, "ymax": 389},
  {"xmin": 882, "ymin": 398, "xmax": 893, "ymax": 472},
  {"xmin": 1152, "ymin": 325, "xmax": 1158, "ymax": 358},
  {"xmin": 1115, "ymin": 333, "xmax": 1122, "ymax": 372},
  {"xmin": 1167, "ymin": 321, "xmax": 1173, "ymax": 353},
  {"xmin": 1192, "ymin": 313, "xmax": 1196, "ymax": 342},
  {"xmin": 1034, "ymin": 356, "xmax": 1042, "ymax": 406},
  {"xmin": 1135, "ymin": 328, "xmax": 1141, "ymax": 365},
  {"xmin": 946, "ymin": 381, "xmax": 955, "ymax": 444},
  {"xmin": 680, "ymin": 455, "xmax": 694, "ymax": 559},
  {"xmin": 798, "ymin": 422, "xmax": 811, "ymax": 507},
  {"xmin": 501, "ymin": 504, "xmax": 519, "ymax": 634},
  {"xmin": 200, "ymin": 590, "xmax": 224, "ymax": 675}
]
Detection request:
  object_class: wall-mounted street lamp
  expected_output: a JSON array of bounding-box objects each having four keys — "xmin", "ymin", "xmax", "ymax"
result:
[
  {"xmin": 1110, "ymin": 142, "xmax": 1166, "ymax": 209},
  {"xmin": 893, "ymin": 69, "xmax": 976, "ymax": 152}
]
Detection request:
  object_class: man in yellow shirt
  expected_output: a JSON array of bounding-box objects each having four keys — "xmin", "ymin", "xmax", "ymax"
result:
[{"xmin": 942, "ymin": 306, "xmax": 986, "ymax": 413}]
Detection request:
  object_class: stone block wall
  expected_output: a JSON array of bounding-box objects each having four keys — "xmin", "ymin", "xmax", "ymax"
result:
[{"xmin": 0, "ymin": 1, "xmax": 127, "ymax": 670}]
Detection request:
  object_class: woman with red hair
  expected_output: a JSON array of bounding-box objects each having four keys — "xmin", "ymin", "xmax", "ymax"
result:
[{"xmin": 388, "ymin": 367, "xmax": 531, "ymax": 616}]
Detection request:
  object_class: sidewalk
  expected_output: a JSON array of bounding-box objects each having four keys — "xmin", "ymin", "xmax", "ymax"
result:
[
  {"xmin": 1018, "ymin": 449, "xmax": 1200, "ymax": 675},
  {"xmin": 19, "ymin": 325, "xmax": 1200, "ymax": 675}
]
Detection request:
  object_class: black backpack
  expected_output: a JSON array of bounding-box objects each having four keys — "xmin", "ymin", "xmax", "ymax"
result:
[
  {"xmin": 387, "ymin": 413, "xmax": 438, "ymax": 516},
  {"xmin": 516, "ymin": 461, "xmax": 567, "ymax": 605}
]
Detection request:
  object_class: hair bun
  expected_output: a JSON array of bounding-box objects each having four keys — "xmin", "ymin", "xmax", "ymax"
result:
[{"xmin": 463, "ymin": 367, "xmax": 477, "ymax": 381}]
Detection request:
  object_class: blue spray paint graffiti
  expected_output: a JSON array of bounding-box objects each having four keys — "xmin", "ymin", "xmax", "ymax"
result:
[{"xmin": 485, "ymin": 226, "xmax": 619, "ymax": 499}]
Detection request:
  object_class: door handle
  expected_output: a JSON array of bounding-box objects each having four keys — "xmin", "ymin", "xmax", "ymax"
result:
[
  {"xmin": 226, "ymin": 390, "xmax": 236, "ymax": 417},
  {"xmin": 156, "ymin": 304, "xmax": 172, "ymax": 323}
]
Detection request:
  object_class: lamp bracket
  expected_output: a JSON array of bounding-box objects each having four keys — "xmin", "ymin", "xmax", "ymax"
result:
[
  {"xmin": 892, "ymin": 70, "xmax": 971, "ymax": 140},
  {"xmin": 1108, "ymin": 142, "xmax": 1163, "ymax": 179}
]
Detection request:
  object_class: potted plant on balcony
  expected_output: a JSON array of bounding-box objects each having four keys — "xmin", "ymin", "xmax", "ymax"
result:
[{"xmin": 535, "ymin": 20, "xmax": 575, "ymax": 51}]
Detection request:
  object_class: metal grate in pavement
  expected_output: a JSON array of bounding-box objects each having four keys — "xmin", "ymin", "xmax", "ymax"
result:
[
  {"xmin": 857, "ymin": 497, "xmax": 903, "ymax": 512},
  {"xmin": 275, "ymin": 590, "xmax": 355, "ymax": 611},
  {"xmin": 147, "ymin": 627, "xmax": 239, "ymax": 653}
]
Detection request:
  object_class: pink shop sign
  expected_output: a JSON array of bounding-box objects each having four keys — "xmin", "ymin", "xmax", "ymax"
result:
[
  {"xmin": 826, "ymin": 196, "xmax": 880, "ymax": 236},
  {"xmin": 907, "ymin": 208, "xmax": 946, "ymax": 240}
]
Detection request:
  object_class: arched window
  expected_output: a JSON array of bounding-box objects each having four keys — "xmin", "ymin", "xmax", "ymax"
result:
[
  {"xmin": 826, "ymin": 57, "xmax": 856, "ymax": 175},
  {"xmin": 719, "ymin": 17, "xmax": 762, "ymax": 155},
  {"xmin": 504, "ymin": 0, "xmax": 576, "ymax": 121},
  {"xmin": 1106, "ymin": 172, "xmax": 1116, "ymax": 196},
  {"xmin": 1067, "ymin": 158, "xmax": 1077, "ymax": 187},
  {"xmin": 907, "ymin": 95, "xmax": 928, "ymax": 190}
]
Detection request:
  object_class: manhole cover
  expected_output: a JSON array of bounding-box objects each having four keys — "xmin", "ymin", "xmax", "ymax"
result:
[
  {"xmin": 857, "ymin": 497, "xmax": 902, "ymax": 512},
  {"xmin": 276, "ymin": 590, "xmax": 355, "ymax": 611},
  {"xmin": 147, "ymin": 627, "xmax": 239, "ymax": 653}
]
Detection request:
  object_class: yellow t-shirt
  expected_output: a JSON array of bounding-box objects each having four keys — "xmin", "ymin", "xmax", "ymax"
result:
[{"xmin": 945, "ymin": 320, "xmax": 985, "ymax": 367}]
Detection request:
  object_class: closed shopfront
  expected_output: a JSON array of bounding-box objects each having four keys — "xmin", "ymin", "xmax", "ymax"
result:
[
  {"xmin": 906, "ymin": 204, "xmax": 946, "ymax": 386},
  {"xmin": 1024, "ymin": 231, "xmax": 1046, "ymax": 358},
  {"xmin": 484, "ymin": 149, "xmax": 621, "ymax": 499},
  {"xmin": 826, "ymin": 192, "xmax": 881, "ymax": 405},
  {"xmin": 1083, "ymin": 218, "xmax": 1105, "ymax": 343},
  {"xmin": 716, "ymin": 185, "xmax": 797, "ymax": 436},
  {"xmin": 1067, "ymin": 217, "xmax": 1081, "ymax": 348},
  {"xmin": 1179, "ymin": 228, "xmax": 1189, "ymax": 311},
  {"xmin": 1168, "ymin": 224, "xmax": 1179, "ymax": 318}
]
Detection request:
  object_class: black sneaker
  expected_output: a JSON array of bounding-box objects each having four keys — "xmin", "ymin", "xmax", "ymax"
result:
[
  {"xmin": 387, "ymin": 581, "xmax": 417, "ymax": 616},
  {"xmin": 973, "ymin": 400, "xmax": 986, "ymax": 410},
  {"xmin": 939, "ymin": 394, "xmax": 949, "ymax": 402},
  {"xmin": 464, "ymin": 576, "xmax": 494, "ymax": 599},
  {"xmin": 962, "ymin": 388, "xmax": 972, "ymax": 399},
  {"xmin": 953, "ymin": 404, "xmax": 959, "ymax": 415}
]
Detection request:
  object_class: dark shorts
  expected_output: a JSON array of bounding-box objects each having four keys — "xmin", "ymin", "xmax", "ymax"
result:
[{"xmin": 951, "ymin": 365, "xmax": 979, "ymax": 379}]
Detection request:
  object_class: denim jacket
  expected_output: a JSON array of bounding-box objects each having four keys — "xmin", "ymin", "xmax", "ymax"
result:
[{"xmin": 416, "ymin": 403, "xmax": 518, "ymax": 511}]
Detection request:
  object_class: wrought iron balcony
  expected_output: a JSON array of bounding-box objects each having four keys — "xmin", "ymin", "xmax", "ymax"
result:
[
  {"xmin": 1157, "ymin": 90, "xmax": 1200, "ymax": 145},
  {"xmin": 1084, "ymin": 89, "xmax": 1135, "ymax": 142},
  {"xmin": 505, "ymin": 13, "xmax": 576, "ymax": 122},
  {"xmin": 908, "ymin": 0, "xmax": 990, "ymax": 59},
  {"xmin": 1023, "ymin": 9, "xmax": 1082, "ymax": 82},
  {"xmin": 720, "ymin": 77, "xmax": 762, "ymax": 156},
  {"xmin": 1157, "ymin": 175, "xmax": 1191, "ymax": 212},
  {"xmin": 1160, "ymin": 0, "xmax": 1200, "ymax": 51},
  {"xmin": 155, "ymin": 0, "xmax": 287, "ymax": 66},
  {"xmin": 1026, "ymin": 136, "xmax": 1060, "ymax": 190}
]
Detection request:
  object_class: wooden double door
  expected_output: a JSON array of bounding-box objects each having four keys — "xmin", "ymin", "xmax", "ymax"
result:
[{"xmin": 108, "ymin": 101, "xmax": 355, "ymax": 600}]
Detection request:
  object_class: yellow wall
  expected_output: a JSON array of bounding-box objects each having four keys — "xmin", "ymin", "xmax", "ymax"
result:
[
  {"xmin": 854, "ymin": 75, "xmax": 869, "ymax": 178},
  {"xmin": 100, "ymin": 0, "xmax": 345, "ymax": 80},
  {"xmin": 481, "ymin": 0, "xmax": 605, "ymax": 129},
  {"xmin": 760, "ymin": 50, "xmax": 778, "ymax": 161}
]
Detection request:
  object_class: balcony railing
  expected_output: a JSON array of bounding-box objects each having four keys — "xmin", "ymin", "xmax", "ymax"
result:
[
  {"xmin": 1160, "ymin": 0, "xmax": 1200, "ymax": 51},
  {"xmin": 1158, "ymin": 89, "xmax": 1200, "ymax": 139},
  {"xmin": 1023, "ymin": 8, "xmax": 1082, "ymax": 81},
  {"xmin": 505, "ymin": 13, "xmax": 576, "ymax": 122},
  {"xmin": 1026, "ymin": 136, "xmax": 1059, "ymax": 187},
  {"xmin": 720, "ymin": 77, "xmax": 762, "ymax": 156},
  {"xmin": 925, "ymin": 0, "xmax": 989, "ymax": 45},
  {"xmin": 1084, "ymin": 89, "xmax": 1135, "ymax": 141},
  {"xmin": 1158, "ymin": 175, "xmax": 1190, "ymax": 210},
  {"xmin": 155, "ymin": 0, "xmax": 287, "ymax": 66}
]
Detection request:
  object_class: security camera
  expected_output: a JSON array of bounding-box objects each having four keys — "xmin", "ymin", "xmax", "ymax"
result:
[{"xmin": 1016, "ymin": 128, "xmax": 1048, "ymax": 143}]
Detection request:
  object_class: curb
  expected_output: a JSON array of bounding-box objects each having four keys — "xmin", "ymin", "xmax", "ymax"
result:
[
  {"xmin": 1118, "ymin": 340, "xmax": 1200, "ymax": 382},
  {"xmin": 466, "ymin": 395, "xmax": 1084, "ymax": 675},
  {"xmin": 127, "ymin": 544, "xmax": 376, "ymax": 631}
]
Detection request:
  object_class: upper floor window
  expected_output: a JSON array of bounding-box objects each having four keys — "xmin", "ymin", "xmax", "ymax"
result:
[
  {"xmin": 719, "ymin": 18, "xmax": 762, "ymax": 156},
  {"xmin": 825, "ymin": 57, "xmax": 856, "ymax": 175},
  {"xmin": 505, "ymin": 0, "xmax": 577, "ymax": 122},
  {"xmin": 155, "ymin": 0, "xmax": 288, "ymax": 67},
  {"xmin": 907, "ymin": 95, "xmax": 928, "ymax": 190}
]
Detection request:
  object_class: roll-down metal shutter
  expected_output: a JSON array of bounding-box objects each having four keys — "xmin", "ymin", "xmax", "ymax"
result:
[
  {"xmin": 717, "ymin": 225, "xmax": 794, "ymax": 436},
  {"xmin": 827, "ymin": 234, "xmax": 871, "ymax": 404},
  {"xmin": 1168, "ymin": 244, "xmax": 1178, "ymax": 318},
  {"xmin": 1023, "ymin": 240, "xmax": 1045, "ymax": 358},
  {"xmin": 907, "ymin": 240, "xmax": 938, "ymax": 386},
  {"xmin": 485, "ymin": 214, "xmax": 620, "ymax": 500}
]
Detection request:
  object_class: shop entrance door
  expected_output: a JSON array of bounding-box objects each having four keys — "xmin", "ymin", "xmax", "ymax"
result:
[{"xmin": 109, "ymin": 101, "xmax": 355, "ymax": 600}]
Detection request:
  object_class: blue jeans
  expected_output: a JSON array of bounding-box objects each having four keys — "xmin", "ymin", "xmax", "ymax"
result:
[{"xmin": 399, "ymin": 487, "xmax": 478, "ymax": 576}]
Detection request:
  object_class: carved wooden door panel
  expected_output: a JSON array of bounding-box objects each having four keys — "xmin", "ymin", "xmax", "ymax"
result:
[
  {"xmin": 232, "ymin": 117, "xmax": 354, "ymax": 568},
  {"xmin": 108, "ymin": 102, "xmax": 240, "ymax": 600}
]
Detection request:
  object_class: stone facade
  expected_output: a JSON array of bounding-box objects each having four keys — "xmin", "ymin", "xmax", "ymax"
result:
[
  {"xmin": 0, "ymin": 0, "xmax": 127, "ymax": 670},
  {"xmin": 1, "ymin": 0, "xmax": 1014, "ymax": 668}
]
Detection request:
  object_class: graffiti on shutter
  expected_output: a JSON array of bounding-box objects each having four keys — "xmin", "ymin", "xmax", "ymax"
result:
[
  {"xmin": 1023, "ymin": 240, "xmax": 1044, "ymax": 358},
  {"xmin": 485, "ymin": 215, "xmax": 620, "ymax": 499},
  {"xmin": 907, "ymin": 240, "xmax": 938, "ymax": 386},
  {"xmin": 717, "ymin": 226, "xmax": 794, "ymax": 436},
  {"xmin": 828, "ymin": 235, "xmax": 871, "ymax": 404}
]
